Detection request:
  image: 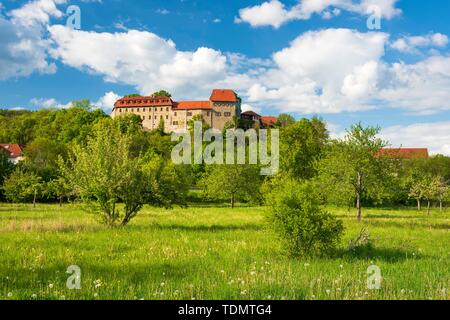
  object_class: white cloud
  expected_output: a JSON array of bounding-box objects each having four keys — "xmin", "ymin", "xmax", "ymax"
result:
[
  {"xmin": 48, "ymin": 26, "xmax": 228, "ymax": 98},
  {"xmin": 246, "ymin": 29, "xmax": 388, "ymax": 113},
  {"xmin": 0, "ymin": 0, "xmax": 65, "ymax": 80},
  {"xmin": 381, "ymin": 122, "xmax": 450, "ymax": 156},
  {"xmin": 93, "ymin": 91, "xmax": 121, "ymax": 111},
  {"xmin": 236, "ymin": 0, "xmax": 401, "ymax": 28},
  {"xmin": 391, "ymin": 33, "xmax": 449, "ymax": 53},
  {"xmin": 30, "ymin": 91, "xmax": 119, "ymax": 111}
]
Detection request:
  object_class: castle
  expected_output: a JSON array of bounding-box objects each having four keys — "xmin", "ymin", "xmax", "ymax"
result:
[{"xmin": 112, "ymin": 89, "xmax": 242, "ymax": 132}]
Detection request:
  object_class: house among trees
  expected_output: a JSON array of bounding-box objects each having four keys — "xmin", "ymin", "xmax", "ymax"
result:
[
  {"xmin": 112, "ymin": 89, "xmax": 242, "ymax": 132},
  {"xmin": 0, "ymin": 144, "xmax": 24, "ymax": 164},
  {"xmin": 378, "ymin": 148, "xmax": 429, "ymax": 160},
  {"xmin": 112, "ymin": 89, "xmax": 278, "ymax": 132},
  {"xmin": 241, "ymin": 111, "xmax": 277, "ymax": 128}
]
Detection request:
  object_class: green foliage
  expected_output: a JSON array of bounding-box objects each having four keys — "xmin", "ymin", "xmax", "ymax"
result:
[
  {"xmin": 276, "ymin": 114, "xmax": 295, "ymax": 127},
  {"xmin": 200, "ymin": 164, "xmax": 262, "ymax": 208},
  {"xmin": 280, "ymin": 118, "xmax": 328, "ymax": 179},
  {"xmin": 152, "ymin": 90, "xmax": 172, "ymax": 98},
  {"xmin": 316, "ymin": 123, "xmax": 390, "ymax": 220},
  {"xmin": 60, "ymin": 119, "xmax": 187, "ymax": 226},
  {"xmin": 0, "ymin": 152, "xmax": 14, "ymax": 200},
  {"xmin": 266, "ymin": 177, "xmax": 344, "ymax": 258},
  {"xmin": 3, "ymin": 169, "xmax": 43, "ymax": 205},
  {"xmin": 70, "ymin": 99, "xmax": 91, "ymax": 110}
]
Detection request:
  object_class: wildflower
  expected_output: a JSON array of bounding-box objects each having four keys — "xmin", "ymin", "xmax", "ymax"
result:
[
  {"xmin": 7, "ymin": 292, "xmax": 12, "ymax": 298},
  {"xmin": 339, "ymin": 264, "xmax": 344, "ymax": 268},
  {"xmin": 240, "ymin": 290, "xmax": 247, "ymax": 295},
  {"xmin": 160, "ymin": 282, "xmax": 165, "ymax": 287},
  {"xmin": 31, "ymin": 294, "xmax": 37, "ymax": 299},
  {"xmin": 304, "ymin": 263, "xmax": 310, "ymax": 267},
  {"xmin": 267, "ymin": 295, "xmax": 272, "ymax": 299},
  {"xmin": 48, "ymin": 283, "xmax": 54, "ymax": 289},
  {"xmin": 250, "ymin": 271, "xmax": 257, "ymax": 276},
  {"xmin": 326, "ymin": 289, "xmax": 331, "ymax": 295},
  {"xmin": 220, "ymin": 270, "xmax": 225, "ymax": 273},
  {"xmin": 401, "ymin": 289, "xmax": 405, "ymax": 294},
  {"xmin": 60, "ymin": 295, "xmax": 65, "ymax": 300},
  {"xmin": 94, "ymin": 293, "xmax": 98, "ymax": 298}
]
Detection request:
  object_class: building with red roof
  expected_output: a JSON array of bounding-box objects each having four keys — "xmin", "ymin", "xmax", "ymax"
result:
[
  {"xmin": 112, "ymin": 89, "xmax": 240, "ymax": 132},
  {"xmin": 0, "ymin": 144, "xmax": 24, "ymax": 164}
]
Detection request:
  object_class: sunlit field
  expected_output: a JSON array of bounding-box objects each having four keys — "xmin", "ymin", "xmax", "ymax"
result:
[{"xmin": 0, "ymin": 203, "xmax": 448, "ymax": 300}]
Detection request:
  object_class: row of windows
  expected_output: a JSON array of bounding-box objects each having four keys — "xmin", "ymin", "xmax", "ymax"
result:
[
  {"xmin": 119, "ymin": 107, "xmax": 170, "ymax": 113},
  {"xmin": 140, "ymin": 115, "xmax": 169, "ymax": 120},
  {"xmin": 122, "ymin": 109, "xmax": 232, "ymax": 117}
]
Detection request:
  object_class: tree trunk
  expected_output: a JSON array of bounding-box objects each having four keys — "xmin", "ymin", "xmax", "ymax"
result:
[
  {"xmin": 417, "ymin": 199, "xmax": 421, "ymax": 211},
  {"xmin": 427, "ymin": 200, "xmax": 431, "ymax": 215},
  {"xmin": 356, "ymin": 172, "xmax": 362, "ymax": 222},
  {"xmin": 33, "ymin": 189, "xmax": 37, "ymax": 208},
  {"xmin": 59, "ymin": 196, "xmax": 63, "ymax": 208},
  {"xmin": 231, "ymin": 193, "xmax": 235, "ymax": 209},
  {"xmin": 356, "ymin": 192, "xmax": 362, "ymax": 222},
  {"xmin": 439, "ymin": 198, "xmax": 443, "ymax": 212}
]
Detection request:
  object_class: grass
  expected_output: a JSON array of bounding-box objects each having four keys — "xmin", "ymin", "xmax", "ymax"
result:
[{"xmin": 0, "ymin": 203, "xmax": 448, "ymax": 300}]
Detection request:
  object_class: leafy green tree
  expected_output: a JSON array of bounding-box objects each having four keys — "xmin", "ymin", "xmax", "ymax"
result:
[
  {"xmin": 280, "ymin": 118, "xmax": 328, "ymax": 180},
  {"xmin": 276, "ymin": 114, "xmax": 295, "ymax": 127},
  {"xmin": 200, "ymin": 164, "xmax": 262, "ymax": 208},
  {"xmin": 3, "ymin": 169, "xmax": 44, "ymax": 207},
  {"xmin": 125, "ymin": 94, "xmax": 141, "ymax": 97},
  {"xmin": 0, "ymin": 152, "xmax": 14, "ymax": 200},
  {"xmin": 60, "ymin": 119, "xmax": 186, "ymax": 226},
  {"xmin": 152, "ymin": 90, "xmax": 172, "ymax": 98},
  {"xmin": 265, "ymin": 177, "xmax": 344, "ymax": 258},
  {"xmin": 316, "ymin": 123, "xmax": 388, "ymax": 221},
  {"xmin": 70, "ymin": 99, "xmax": 91, "ymax": 110}
]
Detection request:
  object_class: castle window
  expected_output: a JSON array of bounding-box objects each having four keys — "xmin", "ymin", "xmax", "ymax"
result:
[
  {"xmin": 173, "ymin": 121, "xmax": 178, "ymax": 125},
  {"xmin": 187, "ymin": 112, "xmax": 192, "ymax": 117},
  {"xmin": 207, "ymin": 112, "xmax": 210, "ymax": 116},
  {"xmin": 216, "ymin": 112, "xmax": 222, "ymax": 116},
  {"xmin": 137, "ymin": 108, "xmax": 140, "ymax": 112},
  {"xmin": 166, "ymin": 107, "xmax": 169, "ymax": 112},
  {"xmin": 224, "ymin": 112, "xmax": 231, "ymax": 117},
  {"xmin": 142, "ymin": 116, "xmax": 145, "ymax": 120},
  {"xmin": 166, "ymin": 115, "xmax": 169, "ymax": 120},
  {"xmin": 174, "ymin": 112, "xmax": 177, "ymax": 116},
  {"xmin": 160, "ymin": 108, "xmax": 163, "ymax": 111},
  {"xmin": 131, "ymin": 108, "xmax": 134, "ymax": 112},
  {"xmin": 143, "ymin": 108, "xmax": 146, "ymax": 112}
]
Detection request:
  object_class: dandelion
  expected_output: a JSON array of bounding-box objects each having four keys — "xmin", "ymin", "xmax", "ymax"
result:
[
  {"xmin": 220, "ymin": 270, "xmax": 225, "ymax": 273},
  {"xmin": 304, "ymin": 263, "xmax": 310, "ymax": 267},
  {"xmin": 240, "ymin": 290, "xmax": 247, "ymax": 295},
  {"xmin": 267, "ymin": 295, "xmax": 272, "ymax": 299},
  {"xmin": 7, "ymin": 292, "xmax": 12, "ymax": 298},
  {"xmin": 48, "ymin": 283, "xmax": 54, "ymax": 289},
  {"xmin": 60, "ymin": 295, "xmax": 65, "ymax": 300},
  {"xmin": 31, "ymin": 294, "xmax": 37, "ymax": 299},
  {"xmin": 94, "ymin": 293, "xmax": 98, "ymax": 298},
  {"xmin": 339, "ymin": 264, "xmax": 344, "ymax": 268},
  {"xmin": 326, "ymin": 289, "xmax": 331, "ymax": 295},
  {"xmin": 160, "ymin": 282, "xmax": 165, "ymax": 287},
  {"xmin": 401, "ymin": 289, "xmax": 405, "ymax": 294},
  {"xmin": 250, "ymin": 271, "xmax": 256, "ymax": 276}
]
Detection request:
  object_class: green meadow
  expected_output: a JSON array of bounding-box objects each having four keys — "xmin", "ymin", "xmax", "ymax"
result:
[{"xmin": 0, "ymin": 203, "xmax": 448, "ymax": 300}]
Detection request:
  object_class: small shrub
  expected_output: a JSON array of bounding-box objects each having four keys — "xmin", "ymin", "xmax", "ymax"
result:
[
  {"xmin": 348, "ymin": 227, "xmax": 373, "ymax": 253},
  {"xmin": 266, "ymin": 177, "xmax": 344, "ymax": 258}
]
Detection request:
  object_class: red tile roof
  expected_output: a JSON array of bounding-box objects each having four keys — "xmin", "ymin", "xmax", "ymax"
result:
[
  {"xmin": 114, "ymin": 96, "xmax": 173, "ymax": 108},
  {"xmin": 261, "ymin": 116, "xmax": 278, "ymax": 126},
  {"xmin": 210, "ymin": 89, "xmax": 237, "ymax": 102},
  {"xmin": 377, "ymin": 148, "xmax": 429, "ymax": 160},
  {"xmin": 0, "ymin": 144, "xmax": 23, "ymax": 159},
  {"xmin": 173, "ymin": 101, "xmax": 212, "ymax": 110},
  {"xmin": 241, "ymin": 110, "xmax": 260, "ymax": 117}
]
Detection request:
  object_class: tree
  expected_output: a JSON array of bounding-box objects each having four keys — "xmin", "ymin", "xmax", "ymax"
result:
[
  {"xmin": 200, "ymin": 164, "xmax": 261, "ymax": 208},
  {"xmin": 265, "ymin": 177, "xmax": 344, "ymax": 258},
  {"xmin": 0, "ymin": 152, "xmax": 14, "ymax": 200},
  {"xmin": 152, "ymin": 90, "xmax": 172, "ymax": 98},
  {"xmin": 408, "ymin": 177, "xmax": 427, "ymax": 211},
  {"xmin": 276, "ymin": 114, "xmax": 295, "ymax": 127},
  {"xmin": 70, "ymin": 99, "xmax": 91, "ymax": 110},
  {"xmin": 316, "ymin": 123, "xmax": 388, "ymax": 221},
  {"xmin": 125, "ymin": 94, "xmax": 141, "ymax": 97},
  {"xmin": 59, "ymin": 119, "xmax": 186, "ymax": 226},
  {"xmin": 3, "ymin": 169, "xmax": 44, "ymax": 207},
  {"xmin": 280, "ymin": 118, "xmax": 328, "ymax": 180}
]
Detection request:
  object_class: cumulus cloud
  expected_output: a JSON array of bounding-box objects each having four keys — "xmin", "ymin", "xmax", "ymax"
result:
[
  {"xmin": 0, "ymin": 0, "xmax": 65, "ymax": 80},
  {"xmin": 48, "ymin": 26, "xmax": 228, "ymax": 98},
  {"xmin": 93, "ymin": 91, "xmax": 121, "ymax": 111},
  {"xmin": 236, "ymin": 0, "xmax": 401, "ymax": 28},
  {"xmin": 390, "ymin": 33, "xmax": 449, "ymax": 53}
]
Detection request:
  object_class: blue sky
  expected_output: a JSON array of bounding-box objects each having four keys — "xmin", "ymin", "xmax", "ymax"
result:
[{"xmin": 1, "ymin": 0, "xmax": 450, "ymax": 154}]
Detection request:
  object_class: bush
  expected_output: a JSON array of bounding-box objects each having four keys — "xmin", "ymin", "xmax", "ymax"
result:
[{"xmin": 266, "ymin": 177, "xmax": 344, "ymax": 258}]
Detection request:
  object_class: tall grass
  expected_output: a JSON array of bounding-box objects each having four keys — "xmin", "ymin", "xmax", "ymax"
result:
[{"xmin": 0, "ymin": 203, "xmax": 448, "ymax": 300}]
